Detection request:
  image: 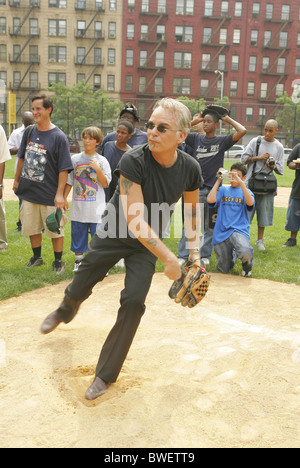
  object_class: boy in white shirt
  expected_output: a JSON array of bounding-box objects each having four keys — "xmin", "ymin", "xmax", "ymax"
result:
[{"xmin": 64, "ymin": 127, "xmax": 111, "ymax": 271}]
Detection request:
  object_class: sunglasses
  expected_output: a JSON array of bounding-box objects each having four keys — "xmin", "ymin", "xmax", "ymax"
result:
[{"xmin": 145, "ymin": 121, "xmax": 180, "ymax": 133}]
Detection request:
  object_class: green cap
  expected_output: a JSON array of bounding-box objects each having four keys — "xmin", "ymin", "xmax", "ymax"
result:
[{"xmin": 46, "ymin": 209, "xmax": 63, "ymax": 234}]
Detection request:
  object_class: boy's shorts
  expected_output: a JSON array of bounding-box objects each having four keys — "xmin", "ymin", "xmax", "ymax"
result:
[
  {"xmin": 248, "ymin": 193, "xmax": 274, "ymax": 227},
  {"xmin": 20, "ymin": 200, "xmax": 66, "ymax": 238},
  {"xmin": 285, "ymin": 198, "xmax": 300, "ymax": 232}
]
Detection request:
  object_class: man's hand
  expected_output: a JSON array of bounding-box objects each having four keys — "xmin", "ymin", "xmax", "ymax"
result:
[{"xmin": 164, "ymin": 254, "xmax": 182, "ymax": 281}]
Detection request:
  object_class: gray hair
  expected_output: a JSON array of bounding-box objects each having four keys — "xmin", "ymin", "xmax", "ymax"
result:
[{"xmin": 153, "ymin": 98, "xmax": 191, "ymax": 134}]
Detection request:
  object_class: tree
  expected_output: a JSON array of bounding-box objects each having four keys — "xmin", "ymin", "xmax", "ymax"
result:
[
  {"xmin": 276, "ymin": 92, "xmax": 300, "ymax": 145},
  {"xmin": 48, "ymin": 81, "xmax": 123, "ymax": 137}
]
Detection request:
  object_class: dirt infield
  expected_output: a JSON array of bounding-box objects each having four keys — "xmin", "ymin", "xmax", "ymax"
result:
[{"xmin": 0, "ymin": 272, "xmax": 300, "ymax": 448}]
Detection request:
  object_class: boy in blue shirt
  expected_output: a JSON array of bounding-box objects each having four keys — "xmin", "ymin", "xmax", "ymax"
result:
[{"xmin": 207, "ymin": 163, "xmax": 255, "ymax": 277}]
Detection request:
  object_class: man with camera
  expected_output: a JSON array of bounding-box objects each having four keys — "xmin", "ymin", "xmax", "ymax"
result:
[{"xmin": 241, "ymin": 119, "xmax": 284, "ymax": 251}]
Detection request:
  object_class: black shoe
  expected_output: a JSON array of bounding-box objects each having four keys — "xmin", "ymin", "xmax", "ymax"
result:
[
  {"xmin": 283, "ymin": 238, "xmax": 297, "ymax": 247},
  {"xmin": 85, "ymin": 377, "xmax": 109, "ymax": 400},
  {"xmin": 52, "ymin": 260, "xmax": 65, "ymax": 274},
  {"xmin": 40, "ymin": 311, "xmax": 62, "ymax": 334},
  {"xmin": 26, "ymin": 256, "xmax": 44, "ymax": 268}
]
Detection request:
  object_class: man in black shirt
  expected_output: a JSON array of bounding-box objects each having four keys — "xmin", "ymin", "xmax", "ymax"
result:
[
  {"xmin": 40, "ymin": 98, "xmax": 203, "ymax": 401},
  {"xmin": 283, "ymin": 144, "xmax": 300, "ymax": 247}
]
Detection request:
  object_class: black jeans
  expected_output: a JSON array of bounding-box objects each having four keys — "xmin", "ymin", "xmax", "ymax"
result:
[{"xmin": 57, "ymin": 234, "xmax": 157, "ymax": 383}]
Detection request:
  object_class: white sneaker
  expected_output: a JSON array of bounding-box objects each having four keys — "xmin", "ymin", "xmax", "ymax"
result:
[
  {"xmin": 201, "ymin": 258, "xmax": 210, "ymax": 266},
  {"xmin": 178, "ymin": 258, "xmax": 186, "ymax": 266},
  {"xmin": 116, "ymin": 258, "xmax": 125, "ymax": 268},
  {"xmin": 242, "ymin": 269, "xmax": 252, "ymax": 278},
  {"xmin": 73, "ymin": 260, "xmax": 81, "ymax": 272},
  {"xmin": 255, "ymin": 240, "xmax": 265, "ymax": 251}
]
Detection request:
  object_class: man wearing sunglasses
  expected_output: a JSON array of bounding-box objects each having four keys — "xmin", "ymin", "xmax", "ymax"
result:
[
  {"xmin": 40, "ymin": 98, "xmax": 203, "ymax": 401},
  {"xmin": 97, "ymin": 102, "xmax": 148, "ymax": 154}
]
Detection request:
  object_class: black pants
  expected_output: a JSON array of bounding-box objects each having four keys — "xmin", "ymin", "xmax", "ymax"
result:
[{"xmin": 57, "ymin": 234, "xmax": 157, "ymax": 383}]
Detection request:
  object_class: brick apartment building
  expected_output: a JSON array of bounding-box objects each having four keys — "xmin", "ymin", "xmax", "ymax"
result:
[{"xmin": 121, "ymin": 0, "xmax": 300, "ymax": 142}]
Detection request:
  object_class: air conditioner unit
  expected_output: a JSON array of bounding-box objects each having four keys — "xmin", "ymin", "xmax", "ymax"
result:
[{"xmin": 58, "ymin": 58, "xmax": 66, "ymax": 62}]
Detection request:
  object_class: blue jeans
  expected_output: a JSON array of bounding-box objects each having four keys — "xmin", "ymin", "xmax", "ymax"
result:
[
  {"xmin": 177, "ymin": 187, "xmax": 212, "ymax": 260},
  {"xmin": 214, "ymin": 231, "xmax": 254, "ymax": 274}
]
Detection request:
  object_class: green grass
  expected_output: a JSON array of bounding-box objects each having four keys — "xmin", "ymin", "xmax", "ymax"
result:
[{"xmin": 1, "ymin": 161, "xmax": 298, "ymax": 301}]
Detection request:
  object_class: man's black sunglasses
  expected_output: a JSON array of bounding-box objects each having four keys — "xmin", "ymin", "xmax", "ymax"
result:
[{"xmin": 145, "ymin": 121, "xmax": 180, "ymax": 133}]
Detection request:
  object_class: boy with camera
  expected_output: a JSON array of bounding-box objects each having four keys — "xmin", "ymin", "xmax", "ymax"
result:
[
  {"xmin": 207, "ymin": 163, "xmax": 255, "ymax": 277},
  {"xmin": 241, "ymin": 120, "xmax": 284, "ymax": 251}
]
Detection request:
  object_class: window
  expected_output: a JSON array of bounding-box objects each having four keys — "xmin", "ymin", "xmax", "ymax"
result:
[
  {"xmin": 252, "ymin": 3, "xmax": 260, "ymax": 18},
  {"xmin": 296, "ymin": 59, "xmax": 300, "ymax": 74},
  {"xmin": 139, "ymin": 50, "xmax": 147, "ymax": 66},
  {"xmin": 49, "ymin": 19, "xmax": 66, "ymax": 36},
  {"xmin": 13, "ymin": 44, "xmax": 21, "ymax": 61},
  {"xmin": 174, "ymin": 52, "xmax": 192, "ymax": 68},
  {"xmin": 230, "ymin": 80, "xmax": 238, "ymax": 97},
  {"xmin": 109, "ymin": 0, "xmax": 116, "ymax": 11},
  {"xmin": 247, "ymin": 82, "xmax": 255, "ymax": 96},
  {"xmin": 29, "ymin": 72, "xmax": 38, "ymax": 89},
  {"xmin": 231, "ymin": 55, "xmax": 239, "ymax": 71},
  {"xmin": 260, "ymin": 82, "xmax": 268, "ymax": 98},
  {"xmin": 12, "ymin": 18, "xmax": 20, "ymax": 35},
  {"xmin": 157, "ymin": 0, "xmax": 166, "ymax": 13},
  {"xmin": 13, "ymin": 71, "xmax": 21, "ymax": 87},
  {"xmin": 276, "ymin": 83, "xmax": 284, "ymax": 96},
  {"xmin": 155, "ymin": 77, "xmax": 163, "ymax": 93},
  {"xmin": 201, "ymin": 53, "xmax": 211, "ymax": 70},
  {"xmin": 281, "ymin": 4, "xmax": 290, "ymax": 20},
  {"xmin": 139, "ymin": 76, "xmax": 146, "ymax": 93},
  {"xmin": 176, "ymin": 0, "xmax": 194, "ymax": 15},
  {"xmin": 128, "ymin": 0, "xmax": 135, "ymax": 11},
  {"xmin": 264, "ymin": 31, "xmax": 271, "ymax": 47},
  {"xmin": 49, "ymin": 0, "xmax": 66, "ymax": 7},
  {"xmin": 127, "ymin": 23, "xmax": 134, "ymax": 40},
  {"xmin": 246, "ymin": 107, "xmax": 253, "ymax": 122},
  {"xmin": 29, "ymin": 18, "xmax": 39, "ymax": 36},
  {"xmin": 155, "ymin": 51, "xmax": 164, "ymax": 67},
  {"xmin": 94, "ymin": 48, "xmax": 101, "ymax": 65},
  {"xmin": 77, "ymin": 73, "xmax": 85, "ymax": 83},
  {"xmin": 140, "ymin": 24, "xmax": 148, "ymax": 40},
  {"xmin": 279, "ymin": 32, "xmax": 288, "ymax": 48},
  {"xmin": 266, "ymin": 3, "xmax": 273, "ymax": 20},
  {"xmin": 0, "ymin": 44, "xmax": 6, "ymax": 61},
  {"xmin": 48, "ymin": 72, "xmax": 66, "ymax": 86},
  {"xmin": 262, "ymin": 56, "xmax": 270, "ymax": 72},
  {"xmin": 28, "ymin": 45, "xmax": 37, "ymax": 64},
  {"xmin": 251, "ymin": 30, "xmax": 258, "ymax": 46},
  {"xmin": 219, "ymin": 28, "xmax": 227, "ymax": 45},
  {"xmin": 277, "ymin": 57, "xmax": 286, "ymax": 73},
  {"xmin": 234, "ymin": 2, "xmax": 242, "ymax": 17},
  {"xmin": 173, "ymin": 77, "xmax": 191, "ymax": 95},
  {"xmin": 157, "ymin": 25, "xmax": 165, "ymax": 40},
  {"xmin": 108, "ymin": 48, "xmax": 115, "ymax": 65},
  {"xmin": 221, "ymin": 1, "xmax": 228, "ymax": 16},
  {"xmin": 107, "ymin": 74, "xmax": 115, "ymax": 91},
  {"xmin": 94, "ymin": 74, "xmax": 101, "ymax": 90},
  {"xmin": 233, "ymin": 29, "xmax": 241, "ymax": 44},
  {"xmin": 249, "ymin": 55, "xmax": 257, "ymax": 72},
  {"xmin": 126, "ymin": 49, "xmax": 134, "ymax": 66},
  {"xmin": 95, "ymin": 21, "xmax": 102, "ymax": 38},
  {"xmin": 218, "ymin": 54, "xmax": 226, "ymax": 71},
  {"xmin": 77, "ymin": 20, "xmax": 85, "ymax": 36},
  {"xmin": 203, "ymin": 27, "xmax": 212, "ymax": 44},
  {"xmin": 141, "ymin": 0, "xmax": 149, "ymax": 12},
  {"xmin": 108, "ymin": 22, "xmax": 116, "ymax": 39},
  {"xmin": 204, "ymin": 0, "xmax": 213, "ymax": 16},
  {"xmin": 77, "ymin": 47, "xmax": 85, "ymax": 64},
  {"xmin": 297, "ymin": 33, "xmax": 300, "ymax": 48},
  {"xmin": 175, "ymin": 26, "xmax": 193, "ymax": 42},
  {"xmin": 200, "ymin": 79, "xmax": 209, "ymax": 94},
  {"xmin": 49, "ymin": 46, "xmax": 66, "ymax": 63},
  {"xmin": 125, "ymin": 75, "xmax": 133, "ymax": 92}
]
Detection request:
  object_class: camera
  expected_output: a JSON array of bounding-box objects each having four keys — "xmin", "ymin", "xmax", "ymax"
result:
[
  {"xmin": 217, "ymin": 170, "xmax": 233, "ymax": 181},
  {"xmin": 268, "ymin": 156, "xmax": 275, "ymax": 167}
]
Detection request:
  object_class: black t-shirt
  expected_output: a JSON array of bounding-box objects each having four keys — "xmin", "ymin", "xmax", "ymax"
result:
[
  {"xmin": 185, "ymin": 133, "xmax": 234, "ymax": 188},
  {"xmin": 16, "ymin": 125, "xmax": 73, "ymax": 206},
  {"xmin": 97, "ymin": 144, "xmax": 203, "ymax": 243},
  {"xmin": 287, "ymin": 144, "xmax": 300, "ymax": 200}
]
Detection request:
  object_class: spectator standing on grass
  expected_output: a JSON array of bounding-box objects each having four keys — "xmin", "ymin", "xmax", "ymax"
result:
[
  {"xmin": 177, "ymin": 109, "xmax": 246, "ymax": 266},
  {"xmin": 7, "ymin": 111, "xmax": 34, "ymax": 232},
  {"xmin": 13, "ymin": 94, "xmax": 73, "ymax": 274},
  {"xmin": 64, "ymin": 126, "xmax": 111, "ymax": 272},
  {"xmin": 283, "ymin": 143, "xmax": 300, "ymax": 247},
  {"xmin": 241, "ymin": 120, "xmax": 284, "ymax": 251},
  {"xmin": 97, "ymin": 103, "xmax": 147, "ymax": 154},
  {"xmin": 0, "ymin": 124, "xmax": 11, "ymax": 251}
]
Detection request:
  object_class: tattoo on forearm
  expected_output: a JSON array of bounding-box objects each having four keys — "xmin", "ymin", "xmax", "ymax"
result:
[
  {"xmin": 121, "ymin": 178, "xmax": 133, "ymax": 195},
  {"xmin": 146, "ymin": 238, "xmax": 158, "ymax": 248}
]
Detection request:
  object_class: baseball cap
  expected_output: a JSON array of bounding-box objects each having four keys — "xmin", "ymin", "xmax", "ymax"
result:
[
  {"xmin": 46, "ymin": 209, "xmax": 63, "ymax": 234},
  {"xmin": 119, "ymin": 102, "xmax": 140, "ymax": 121}
]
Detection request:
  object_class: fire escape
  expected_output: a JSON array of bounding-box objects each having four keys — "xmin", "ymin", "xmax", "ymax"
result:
[
  {"xmin": 74, "ymin": 1, "xmax": 105, "ymax": 88},
  {"xmin": 137, "ymin": 10, "xmax": 168, "ymax": 118},
  {"xmin": 8, "ymin": 0, "xmax": 41, "ymax": 112},
  {"xmin": 199, "ymin": 15, "xmax": 231, "ymax": 98}
]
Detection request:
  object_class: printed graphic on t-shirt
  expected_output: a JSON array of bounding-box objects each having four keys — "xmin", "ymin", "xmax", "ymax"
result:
[
  {"xmin": 22, "ymin": 141, "xmax": 48, "ymax": 183},
  {"xmin": 196, "ymin": 144, "xmax": 220, "ymax": 159},
  {"xmin": 74, "ymin": 163, "xmax": 98, "ymax": 201}
]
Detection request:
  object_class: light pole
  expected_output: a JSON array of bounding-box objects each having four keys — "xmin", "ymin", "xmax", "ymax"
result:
[{"xmin": 215, "ymin": 70, "xmax": 224, "ymax": 134}]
